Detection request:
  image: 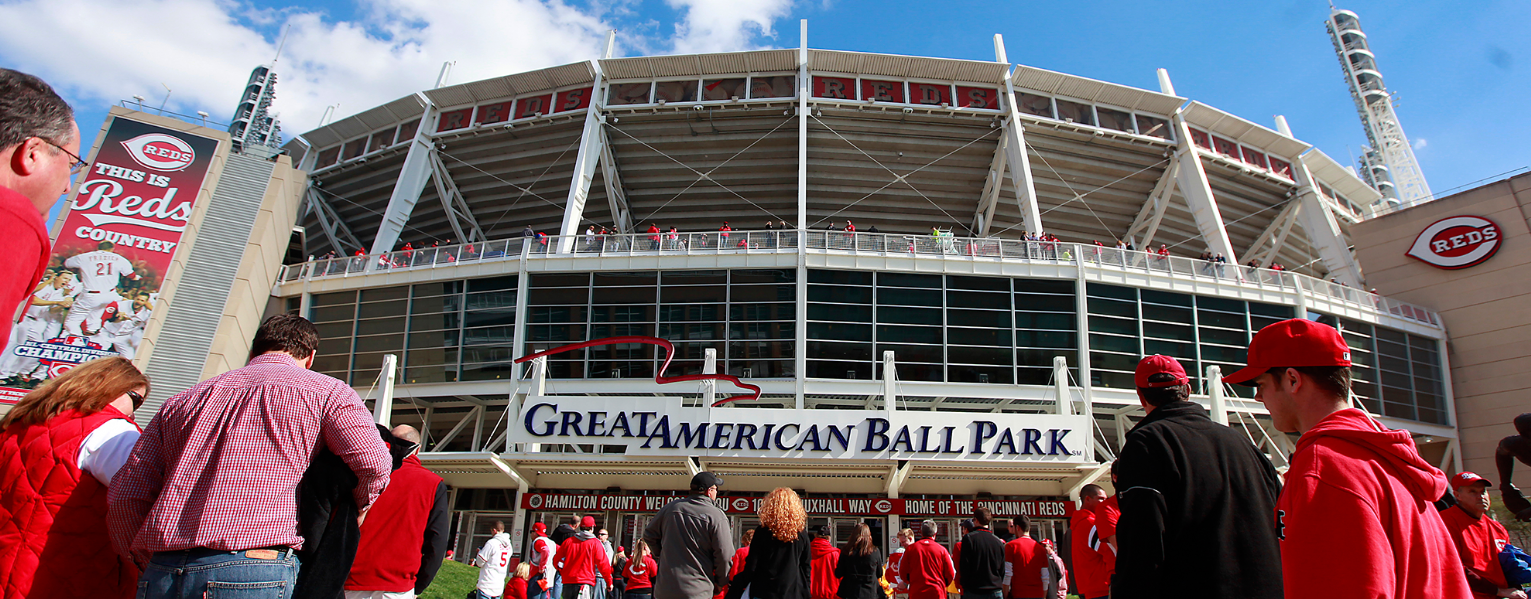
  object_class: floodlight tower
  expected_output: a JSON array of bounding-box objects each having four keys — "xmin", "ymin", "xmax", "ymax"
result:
[
  {"xmin": 1326, "ymin": 7, "xmax": 1432, "ymax": 209},
  {"xmin": 228, "ymin": 64, "xmax": 282, "ymax": 154}
]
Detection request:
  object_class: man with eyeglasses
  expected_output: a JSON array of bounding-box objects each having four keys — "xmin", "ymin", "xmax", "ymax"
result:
[{"xmin": 0, "ymin": 68, "xmax": 82, "ymax": 350}]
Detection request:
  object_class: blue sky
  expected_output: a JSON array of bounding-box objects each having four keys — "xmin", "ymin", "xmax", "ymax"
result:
[{"xmin": 4, "ymin": 0, "xmax": 1525, "ymax": 207}]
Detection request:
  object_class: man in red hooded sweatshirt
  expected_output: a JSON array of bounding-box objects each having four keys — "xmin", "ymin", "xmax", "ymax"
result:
[
  {"xmin": 809, "ymin": 524, "xmax": 841, "ymax": 599},
  {"xmin": 555, "ymin": 516, "xmax": 614, "ymax": 599},
  {"xmin": 1441, "ymin": 472, "xmax": 1526, "ymax": 599},
  {"xmin": 1224, "ymin": 318, "xmax": 1472, "ymax": 599}
]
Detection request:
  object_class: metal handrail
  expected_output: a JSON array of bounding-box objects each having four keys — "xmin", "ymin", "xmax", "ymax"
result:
[{"xmin": 278, "ymin": 230, "xmax": 1439, "ymax": 327}]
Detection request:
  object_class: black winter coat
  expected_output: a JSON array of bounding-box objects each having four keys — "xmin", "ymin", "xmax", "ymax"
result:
[
  {"xmin": 292, "ymin": 425, "xmax": 413, "ymax": 599},
  {"xmin": 832, "ymin": 548, "xmax": 882, "ymax": 599},
  {"xmin": 725, "ymin": 528, "xmax": 811, "ymax": 599},
  {"xmin": 1111, "ymin": 401, "xmax": 1284, "ymax": 599}
]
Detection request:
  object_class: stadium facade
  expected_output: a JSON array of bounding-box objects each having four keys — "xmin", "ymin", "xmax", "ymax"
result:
[{"xmin": 274, "ymin": 32, "xmax": 1458, "ymax": 556}]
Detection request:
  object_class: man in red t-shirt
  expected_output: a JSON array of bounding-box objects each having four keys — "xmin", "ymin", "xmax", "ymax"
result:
[
  {"xmin": 898, "ymin": 521, "xmax": 955, "ymax": 599},
  {"xmin": 1002, "ymin": 515, "xmax": 1049, "ymax": 599},
  {"xmin": 554, "ymin": 516, "xmax": 614, "ymax": 599},
  {"xmin": 0, "ymin": 69, "xmax": 79, "ymax": 346},
  {"xmin": 1069, "ymin": 485, "xmax": 1110, "ymax": 599},
  {"xmin": 1442, "ymin": 472, "xmax": 1526, "ymax": 599}
]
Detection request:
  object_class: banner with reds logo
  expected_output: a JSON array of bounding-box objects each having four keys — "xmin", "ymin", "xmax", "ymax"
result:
[
  {"xmin": 1, "ymin": 117, "xmax": 220, "ymax": 403},
  {"xmin": 520, "ymin": 492, "xmax": 1073, "ymax": 518}
]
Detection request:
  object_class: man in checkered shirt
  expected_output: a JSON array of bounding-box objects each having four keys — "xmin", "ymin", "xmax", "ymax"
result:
[{"xmin": 108, "ymin": 314, "xmax": 393, "ymax": 599}]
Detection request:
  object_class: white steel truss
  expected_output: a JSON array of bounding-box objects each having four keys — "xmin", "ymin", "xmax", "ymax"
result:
[
  {"xmin": 1244, "ymin": 199, "xmax": 1302, "ymax": 267},
  {"xmin": 994, "ymin": 35, "xmax": 1044, "ymax": 236},
  {"xmin": 427, "ymin": 150, "xmax": 486, "ymax": 244},
  {"xmin": 1295, "ymin": 152, "xmax": 1365, "ymax": 286},
  {"xmin": 1170, "ymin": 112, "xmax": 1237, "ymax": 261},
  {"xmin": 597, "ymin": 127, "xmax": 634, "ymax": 234},
  {"xmin": 371, "ymin": 94, "xmax": 439, "ymax": 255},
  {"xmin": 1124, "ymin": 160, "xmax": 1179, "ymax": 249},
  {"xmin": 558, "ymin": 60, "xmax": 608, "ymax": 254},
  {"xmin": 305, "ymin": 187, "xmax": 363, "ymax": 255}
]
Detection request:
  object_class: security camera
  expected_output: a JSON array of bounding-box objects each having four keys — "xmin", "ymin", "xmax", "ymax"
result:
[
  {"xmin": 902, "ymin": 107, "xmax": 913, "ymax": 114},
  {"xmin": 693, "ymin": 104, "xmax": 704, "ymax": 111}
]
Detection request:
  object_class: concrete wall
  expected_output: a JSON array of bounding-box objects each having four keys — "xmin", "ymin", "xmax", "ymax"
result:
[
  {"xmin": 1351, "ymin": 172, "xmax": 1531, "ymax": 485},
  {"xmin": 198, "ymin": 156, "xmax": 305, "ymax": 379}
]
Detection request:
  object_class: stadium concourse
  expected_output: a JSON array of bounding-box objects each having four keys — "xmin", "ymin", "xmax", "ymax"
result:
[{"xmin": 272, "ymin": 29, "xmax": 1460, "ymax": 558}]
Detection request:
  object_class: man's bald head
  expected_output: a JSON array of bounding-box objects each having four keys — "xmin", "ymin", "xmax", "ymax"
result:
[{"xmin": 391, "ymin": 424, "xmax": 422, "ymax": 446}]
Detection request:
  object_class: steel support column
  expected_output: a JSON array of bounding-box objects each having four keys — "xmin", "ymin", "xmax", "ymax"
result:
[
  {"xmin": 558, "ymin": 60, "xmax": 607, "ymax": 254},
  {"xmin": 1171, "ymin": 113, "xmax": 1237, "ymax": 261},
  {"xmin": 371, "ymin": 93, "xmax": 438, "ymax": 256},
  {"xmin": 972, "ymin": 127, "xmax": 1008, "ymax": 236},
  {"xmin": 1249, "ymin": 201, "xmax": 1303, "ymax": 267},
  {"xmin": 1125, "ymin": 160, "xmax": 1179, "ymax": 249},
  {"xmin": 996, "ymin": 35, "xmax": 1043, "ymax": 235},
  {"xmin": 1295, "ymin": 152, "xmax": 1365, "ymax": 286},
  {"xmin": 598, "ymin": 128, "xmax": 634, "ymax": 233},
  {"xmin": 306, "ymin": 187, "xmax": 363, "ymax": 255},
  {"xmin": 428, "ymin": 150, "xmax": 486, "ymax": 243},
  {"xmin": 794, "ymin": 19, "xmax": 809, "ymax": 410}
]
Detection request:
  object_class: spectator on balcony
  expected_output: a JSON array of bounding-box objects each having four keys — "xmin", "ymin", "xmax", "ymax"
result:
[
  {"xmin": 866, "ymin": 225, "xmax": 878, "ymax": 233},
  {"xmin": 523, "ymin": 225, "xmax": 535, "ymax": 238},
  {"xmin": 648, "ymin": 224, "xmax": 661, "ymax": 251},
  {"xmin": 585, "ymin": 226, "xmax": 597, "ymax": 252},
  {"xmin": 667, "ymin": 227, "xmax": 679, "ymax": 250},
  {"xmin": 598, "ymin": 227, "xmax": 610, "ymax": 252},
  {"xmin": 764, "ymin": 221, "xmax": 775, "ymax": 248},
  {"xmin": 719, "ymin": 222, "xmax": 732, "ymax": 247},
  {"xmin": 535, "ymin": 231, "xmax": 548, "ymax": 253}
]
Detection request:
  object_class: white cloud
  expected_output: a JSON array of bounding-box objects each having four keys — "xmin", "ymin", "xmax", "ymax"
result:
[
  {"xmin": 1413, "ymin": 138, "xmax": 1428, "ymax": 150},
  {"xmin": 0, "ymin": 0, "xmax": 793, "ymax": 139},
  {"xmin": 666, "ymin": 0, "xmax": 795, "ymax": 54}
]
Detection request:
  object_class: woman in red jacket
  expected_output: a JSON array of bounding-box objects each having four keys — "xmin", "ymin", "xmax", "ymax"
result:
[
  {"xmin": 506, "ymin": 563, "xmax": 531, "ymax": 599},
  {"xmin": 623, "ymin": 540, "xmax": 658, "ymax": 599},
  {"xmin": 0, "ymin": 357, "xmax": 147, "ymax": 599},
  {"xmin": 809, "ymin": 525, "xmax": 842, "ymax": 599}
]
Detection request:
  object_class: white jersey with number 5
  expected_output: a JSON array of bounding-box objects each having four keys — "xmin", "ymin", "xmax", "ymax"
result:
[
  {"xmin": 65, "ymin": 251, "xmax": 134, "ymax": 292},
  {"xmin": 474, "ymin": 532, "xmax": 514, "ymax": 597}
]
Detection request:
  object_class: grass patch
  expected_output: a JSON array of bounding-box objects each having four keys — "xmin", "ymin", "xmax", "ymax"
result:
[{"xmin": 420, "ymin": 559, "xmax": 480, "ymax": 599}]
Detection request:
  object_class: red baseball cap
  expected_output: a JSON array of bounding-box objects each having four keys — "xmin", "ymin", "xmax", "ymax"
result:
[
  {"xmin": 532, "ymin": 522, "xmax": 547, "ymax": 533},
  {"xmin": 580, "ymin": 516, "xmax": 596, "ymax": 528},
  {"xmin": 1135, "ymin": 355, "xmax": 1189, "ymax": 388},
  {"xmin": 1450, "ymin": 471, "xmax": 1492, "ymax": 489},
  {"xmin": 1223, "ymin": 319, "xmax": 1352, "ymax": 386}
]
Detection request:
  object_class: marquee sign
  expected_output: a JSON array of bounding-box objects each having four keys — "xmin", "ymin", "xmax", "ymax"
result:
[
  {"xmin": 520, "ymin": 492, "xmax": 1074, "ymax": 518},
  {"xmin": 1406, "ymin": 215, "xmax": 1502, "ymax": 270},
  {"xmin": 511, "ymin": 396, "xmax": 1091, "ymax": 463}
]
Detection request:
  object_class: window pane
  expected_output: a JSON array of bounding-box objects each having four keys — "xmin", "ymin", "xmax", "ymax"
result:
[
  {"xmin": 1016, "ymin": 330, "xmax": 1076, "ymax": 348},
  {"xmin": 808, "ymin": 341, "xmax": 873, "ymax": 361},
  {"xmin": 809, "ymin": 285, "xmax": 873, "ymax": 304},
  {"xmin": 608, "ymin": 82, "xmax": 652, "ymax": 105},
  {"xmin": 1015, "ymin": 312, "xmax": 1075, "ymax": 330},
  {"xmin": 876, "ymin": 325, "xmax": 941, "ymax": 345},
  {"xmin": 1016, "ymin": 93, "xmax": 1053, "ymax": 118},
  {"xmin": 877, "ymin": 288, "xmax": 942, "ymax": 307},
  {"xmin": 808, "ymin": 322, "xmax": 872, "ymax": 341},
  {"xmin": 356, "ymin": 317, "xmax": 406, "ymax": 336},
  {"xmin": 808, "ymin": 269, "xmax": 872, "ymax": 285},
  {"xmin": 1055, "ymin": 100, "xmax": 1094, "ymax": 125},
  {"xmin": 946, "ymin": 327, "xmax": 1008, "ymax": 347},
  {"xmin": 749, "ymin": 76, "xmax": 795, "ymax": 99},
  {"xmin": 1097, "ymin": 107, "xmax": 1132, "ymax": 132},
  {"xmin": 702, "ymin": 78, "xmax": 747, "ymax": 101},
  {"xmin": 947, "ymin": 309, "xmax": 1010, "ymax": 328},
  {"xmin": 654, "ymin": 80, "xmax": 699, "ymax": 102},
  {"xmin": 878, "ymin": 306, "xmax": 942, "ymax": 325},
  {"xmin": 947, "ymin": 291, "xmax": 1010, "ymax": 310},
  {"xmin": 1136, "ymin": 115, "xmax": 1171, "ymax": 139},
  {"xmin": 878, "ymin": 272, "xmax": 942, "ymax": 288},
  {"xmin": 808, "ymin": 303, "xmax": 872, "ymax": 322}
]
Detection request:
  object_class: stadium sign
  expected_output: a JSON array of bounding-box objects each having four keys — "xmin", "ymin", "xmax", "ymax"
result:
[
  {"xmin": 1, "ymin": 117, "xmax": 219, "ymax": 403},
  {"xmin": 520, "ymin": 492, "xmax": 1073, "ymax": 518},
  {"xmin": 1406, "ymin": 215, "xmax": 1502, "ymax": 270},
  {"xmin": 511, "ymin": 396, "xmax": 1091, "ymax": 463}
]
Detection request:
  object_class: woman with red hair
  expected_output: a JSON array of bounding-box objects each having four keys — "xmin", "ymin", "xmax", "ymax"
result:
[
  {"xmin": 726, "ymin": 488, "xmax": 812, "ymax": 599},
  {"xmin": 0, "ymin": 357, "xmax": 147, "ymax": 599}
]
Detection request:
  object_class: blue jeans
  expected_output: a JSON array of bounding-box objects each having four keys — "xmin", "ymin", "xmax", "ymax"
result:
[
  {"xmin": 552, "ymin": 574, "xmax": 564, "ymax": 599},
  {"xmin": 137, "ymin": 547, "xmax": 300, "ymax": 599}
]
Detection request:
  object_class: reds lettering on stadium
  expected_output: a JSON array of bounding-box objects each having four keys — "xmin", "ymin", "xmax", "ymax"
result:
[{"xmin": 1405, "ymin": 215, "xmax": 1502, "ymax": 270}]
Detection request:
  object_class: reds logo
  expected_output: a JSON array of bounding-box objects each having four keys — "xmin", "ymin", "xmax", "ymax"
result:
[
  {"xmin": 121, "ymin": 133, "xmax": 196, "ymax": 171},
  {"xmin": 732, "ymin": 498, "xmax": 751, "ymax": 512},
  {"xmin": 874, "ymin": 499, "xmax": 893, "ymax": 514},
  {"xmin": 1405, "ymin": 215, "xmax": 1502, "ymax": 270}
]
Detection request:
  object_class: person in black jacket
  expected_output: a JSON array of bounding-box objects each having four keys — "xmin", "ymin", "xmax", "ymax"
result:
[
  {"xmin": 957, "ymin": 508, "xmax": 1005, "ymax": 599},
  {"xmin": 1111, "ymin": 355, "xmax": 1283, "ymax": 599},
  {"xmin": 833, "ymin": 524, "xmax": 883, "ymax": 599},
  {"xmin": 726, "ymin": 487, "xmax": 811, "ymax": 599}
]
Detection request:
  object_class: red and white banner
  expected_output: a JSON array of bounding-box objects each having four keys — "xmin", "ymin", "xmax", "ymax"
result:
[
  {"xmin": 0, "ymin": 117, "xmax": 219, "ymax": 403},
  {"xmin": 520, "ymin": 492, "xmax": 1073, "ymax": 518}
]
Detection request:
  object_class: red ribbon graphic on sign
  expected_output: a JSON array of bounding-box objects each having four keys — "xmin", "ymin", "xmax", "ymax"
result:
[{"xmin": 515, "ymin": 336, "xmax": 762, "ymax": 406}]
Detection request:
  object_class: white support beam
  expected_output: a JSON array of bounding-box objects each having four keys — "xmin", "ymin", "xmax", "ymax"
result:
[
  {"xmin": 371, "ymin": 94, "xmax": 438, "ymax": 256},
  {"xmin": 1295, "ymin": 152, "xmax": 1366, "ymax": 286},
  {"xmin": 1066, "ymin": 463, "xmax": 1112, "ymax": 502},
  {"xmin": 972, "ymin": 127, "xmax": 1008, "ymax": 236},
  {"xmin": 1251, "ymin": 202, "xmax": 1303, "ymax": 267},
  {"xmin": 886, "ymin": 461, "xmax": 912, "ymax": 497},
  {"xmin": 1243, "ymin": 199, "xmax": 1299, "ymax": 263},
  {"xmin": 883, "ymin": 350, "xmax": 897, "ymax": 414},
  {"xmin": 1052, "ymin": 356, "xmax": 1071, "ymax": 416},
  {"xmin": 306, "ymin": 187, "xmax": 363, "ymax": 254},
  {"xmin": 374, "ymin": 354, "xmax": 398, "ymax": 426},
  {"xmin": 558, "ymin": 61, "xmax": 607, "ymax": 254},
  {"xmin": 1207, "ymin": 365, "xmax": 1229, "ymax": 425},
  {"xmin": 1170, "ymin": 113, "xmax": 1238, "ymax": 262},
  {"xmin": 598, "ymin": 127, "xmax": 634, "ymax": 233},
  {"xmin": 1125, "ymin": 160, "xmax": 1179, "ymax": 249},
  {"xmin": 428, "ymin": 150, "xmax": 486, "ymax": 243},
  {"xmin": 993, "ymin": 34, "xmax": 1042, "ymax": 235},
  {"xmin": 432, "ymin": 404, "xmax": 483, "ymax": 451}
]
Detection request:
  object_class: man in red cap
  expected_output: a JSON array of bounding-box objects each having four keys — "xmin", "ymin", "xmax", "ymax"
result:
[
  {"xmin": 530, "ymin": 522, "xmax": 559, "ymax": 599},
  {"xmin": 554, "ymin": 516, "xmax": 614, "ymax": 599},
  {"xmin": 1441, "ymin": 472, "xmax": 1526, "ymax": 599},
  {"xmin": 1224, "ymin": 318, "xmax": 1471, "ymax": 598},
  {"xmin": 1110, "ymin": 355, "xmax": 1283, "ymax": 598}
]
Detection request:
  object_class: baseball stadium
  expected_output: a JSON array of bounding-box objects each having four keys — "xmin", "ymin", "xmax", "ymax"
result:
[{"xmin": 272, "ymin": 31, "xmax": 1459, "ymax": 557}]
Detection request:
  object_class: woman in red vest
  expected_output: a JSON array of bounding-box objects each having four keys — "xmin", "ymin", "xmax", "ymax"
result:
[{"xmin": 0, "ymin": 356, "xmax": 147, "ymax": 599}]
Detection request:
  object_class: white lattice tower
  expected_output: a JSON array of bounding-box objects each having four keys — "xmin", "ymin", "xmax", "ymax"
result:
[{"xmin": 1326, "ymin": 8, "xmax": 1432, "ymax": 208}]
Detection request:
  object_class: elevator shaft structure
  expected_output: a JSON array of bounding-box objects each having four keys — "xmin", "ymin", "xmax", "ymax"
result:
[{"xmin": 1326, "ymin": 8, "xmax": 1432, "ymax": 210}]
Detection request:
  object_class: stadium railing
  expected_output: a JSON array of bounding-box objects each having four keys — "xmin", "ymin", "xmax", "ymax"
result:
[{"xmin": 278, "ymin": 229, "xmax": 1438, "ymax": 327}]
